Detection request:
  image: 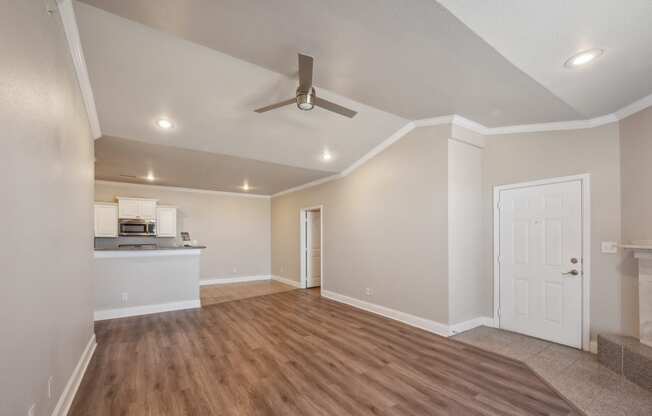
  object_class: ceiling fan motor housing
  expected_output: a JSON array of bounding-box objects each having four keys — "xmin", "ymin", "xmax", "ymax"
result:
[{"xmin": 296, "ymin": 87, "xmax": 315, "ymax": 111}]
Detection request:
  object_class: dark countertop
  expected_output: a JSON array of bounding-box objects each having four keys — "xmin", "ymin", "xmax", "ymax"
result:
[{"xmin": 94, "ymin": 246, "xmax": 207, "ymax": 251}]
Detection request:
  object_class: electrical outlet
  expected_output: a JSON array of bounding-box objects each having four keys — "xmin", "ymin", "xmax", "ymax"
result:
[
  {"xmin": 601, "ymin": 241, "xmax": 618, "ymax": 254},
  {"xmin": 28, "ymin": 404, "xmax": 35, "ymax": 416},
  {"xmin": 365, "ymin": 288, "xmax": 372, "ymax": 296},
  {"xmin": 280, "ymin": 266, "xmax": 285, "ymax": 273},
  {"xmin": 232, "ymin": 267, "xmax": 237, "ymax": 273},
  {"xmin": 121, "ymin": 292, "xmax": 128, "ymax": 304},
  {"xmin": 48, "ymin": 376, "xmax": 53, "ymax": 399}
]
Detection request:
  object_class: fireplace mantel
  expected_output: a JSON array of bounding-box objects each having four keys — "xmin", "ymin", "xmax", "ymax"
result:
[{"xmin": 622, "ymin": 243, "xmax": 652, "ymax": 347}]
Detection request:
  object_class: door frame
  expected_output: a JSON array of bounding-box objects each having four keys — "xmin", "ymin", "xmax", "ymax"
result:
[
  {"xmin": 493, "ymin": 174, "xmax": 591, "ymax": 350},
  {"xmin": 299, "ymin": 205, "xmax": 324, "ymax": 291}
]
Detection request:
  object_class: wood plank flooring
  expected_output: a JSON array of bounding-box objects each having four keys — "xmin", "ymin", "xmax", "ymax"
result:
[
  {"xmin": 69, "ymin": 289, "xmax": 581, "ymax": 415},
  {"xmin": 201, "ymin": 280, "xmax": 297, "ymax": 306}
]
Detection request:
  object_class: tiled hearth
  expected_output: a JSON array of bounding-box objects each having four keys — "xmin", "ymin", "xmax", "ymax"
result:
[
  {"xmin": 598, "ymin": 334, "xmax": 652, "ymax": 391},
  {"xmin": 453, "ymin": 327, "xmax": 652, "ymax": 415}
]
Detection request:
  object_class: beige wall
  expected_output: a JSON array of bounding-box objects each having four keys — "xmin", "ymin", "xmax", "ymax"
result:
[
  {"xmin": 483, "ymin": 123, "xmax": 631, "ymax": 338},
  {"xmin": 0, "ymin": 2, "xmax": 95, "ymax": 415},
  {"xmin": 95, "ymin": 182, "xmax": 271, "ymax": 280},
  {"xmin": 272, "ymin": 125, "xmax": 450, "ymax": 323}
]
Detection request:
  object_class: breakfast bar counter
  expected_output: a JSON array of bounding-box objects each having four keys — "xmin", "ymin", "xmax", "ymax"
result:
[{"xmin": 93, "ymin": 246, "xmax": 206, "ymax": 320}]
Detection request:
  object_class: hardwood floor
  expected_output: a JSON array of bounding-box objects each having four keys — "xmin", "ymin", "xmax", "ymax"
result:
[
  {"xmin": 201, "ymin": 280, "xmax": 297, "ymax": 306},
  {"xmin": 70, "ymin": 289, "xmax": 582, "ymax": 415}
]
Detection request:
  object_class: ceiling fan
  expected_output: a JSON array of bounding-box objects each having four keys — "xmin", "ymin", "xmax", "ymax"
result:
[{"xmin": 254, "ymin": 54, "xmax": 357, "ymax": 118}]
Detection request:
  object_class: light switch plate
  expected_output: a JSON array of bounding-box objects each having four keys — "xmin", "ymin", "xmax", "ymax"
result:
[{"xmin": 601, "ymin": 241, "xmax": 618, "ymax": 254}]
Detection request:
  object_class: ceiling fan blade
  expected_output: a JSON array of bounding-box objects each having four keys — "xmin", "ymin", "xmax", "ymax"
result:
[
  {"xmin": 314, "ymin": 97, "xmax": 357, "ymax": 118},
  {"xmin": 254, "ymin": 98, "xmax": 296, "ymax": 113},
  {"xmin": 298, "ymin": 53, "xmax": 313, "ymax": 92}
]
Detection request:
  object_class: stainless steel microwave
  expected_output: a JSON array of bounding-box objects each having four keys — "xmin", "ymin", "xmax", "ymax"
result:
[{"xmin": 119, "ymin": 219, "xmax": 156, "ymax": 236}]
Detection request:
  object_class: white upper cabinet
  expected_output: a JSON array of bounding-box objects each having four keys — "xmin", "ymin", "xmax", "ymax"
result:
[
  {"xmin": 156, "ymin": 206, "xmax": 177, "ymax": 237},
  {"xmin": 117, "ymin": 197, "xmax": 158, "ymax": 220},
  {"xmin": 118, "ymin": 198, "xmax": 140, "ymax": 219},
  {"xmin": 94, "ymin": 203, "xmax": 118, "ymax": 238},
  {"xmin": 139, "ymin": 200, "xmax": 157, "ymax": 220}
]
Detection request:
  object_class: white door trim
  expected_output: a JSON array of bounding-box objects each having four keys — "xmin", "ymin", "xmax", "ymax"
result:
[
  {"xmin": 300, "ymin": 205, "xmax": 324, "ymax": 291},
  {"xmin": 493, "ymin": 174, "xmax": 591, "ymax": 350}
]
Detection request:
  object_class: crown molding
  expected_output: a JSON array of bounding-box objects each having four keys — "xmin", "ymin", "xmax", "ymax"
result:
[
  {"xmin": 412, "ymin": 92, "xmax": 652, "ymax": 136},
  {"xmin": 272, "ymin": 121, "xmax": 422, "ymax": 198},
  {"xmin": 270, "ymin": 90, "xmax": 652, "ymax": 198},
  {"xmin": 340, "ymin": 122, "xmax": 416, "ymax": 176},
  {"xmin": 271, "ymin": 174, "xmax": 342, "ymax": 198},
  {"xmin": 56, "ymin": 0, "xmax": 102, "ymax": 139},
  {"xmin": 615, "ymin": 93, "xmax": 652, "ymax": 121},
  {"xmin": 95, "ymin": 180, "xmax": 271, "ymax": 198},
  {"xmin": 412, "ymin": 115, "xmax": 455, "ymax": 127},
  {"xmin": 484, "ymin": 113, "xmax": 619, "ymax": 135}
]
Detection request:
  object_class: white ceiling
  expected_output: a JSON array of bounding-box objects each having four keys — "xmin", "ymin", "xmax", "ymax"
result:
[
  {"xmin": 95, "ymin": 136, "xmax": 334, "ymax": 195},
  {"xmin": 75, "ymin": 2, "xmax": 406, "ymax": 172},
  {"xmin": 74, "ymin": 0, "xmax": 652, "ymax": 192},
  {"xmin": 438, "ymin": 0, "xmax": 652, "ymax": 118},
  {"xmin": 77, "ymin": 0, "xmax": 584, "ymax": 126}
]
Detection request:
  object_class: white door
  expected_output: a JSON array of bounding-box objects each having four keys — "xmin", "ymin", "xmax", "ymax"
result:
[
  {"xmin": 498, "ymin": 180, "xmax": 583, "ymax": 348},
  {"xmin": 306, "ymin": 210, "xmax": 321, "ymax": 288},
  {"xmin": 156, "ymin": 207, "xmax": 177, "ymax": 237}
]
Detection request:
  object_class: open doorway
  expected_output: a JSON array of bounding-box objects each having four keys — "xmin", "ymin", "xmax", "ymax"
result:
[{"xmin": 300, "ymin": 205, "xmax": 323, "ymax": 290}]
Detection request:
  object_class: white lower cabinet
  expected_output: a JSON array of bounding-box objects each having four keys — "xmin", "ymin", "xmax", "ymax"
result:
[
  {"xmin": 94, "ymin": 203, "xmax": 118, "ymax": 238},
  {"xmin": 156, "ymin": 206, "xmax": 177, "ymax": 237}
]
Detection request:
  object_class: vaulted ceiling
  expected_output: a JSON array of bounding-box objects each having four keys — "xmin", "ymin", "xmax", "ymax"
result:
[
  {"xmin": 75, "ymin": 0, "xmax": 652, "ymax": 194},
  {"xmin": 439, "ymin": 0, "xmax": 652, "ymax": 118}
]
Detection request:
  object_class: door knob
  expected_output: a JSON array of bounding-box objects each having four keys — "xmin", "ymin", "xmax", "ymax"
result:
[{"xmin": 562, "ymin": 269, "xmax": 579, "ymax": 276}]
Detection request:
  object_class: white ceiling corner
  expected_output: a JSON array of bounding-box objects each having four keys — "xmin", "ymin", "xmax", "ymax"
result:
[{"xmin": 438, "ymin": 0, "xmax": 652, "ymax": 118}]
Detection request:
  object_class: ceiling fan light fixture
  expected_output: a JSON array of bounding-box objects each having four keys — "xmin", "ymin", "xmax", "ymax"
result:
[
  {"xmin": 296, "ymin": 91, "xmax": 314, "ymax": 111},
  {"xmin": 253, "ymin": 54, "xmax": 356, "ymax": 118}
]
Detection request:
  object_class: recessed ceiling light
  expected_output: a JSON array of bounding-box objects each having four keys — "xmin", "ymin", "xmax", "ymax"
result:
[
  {"xmin": 322, "ymin": 150, "xmax": 332, "ymax": 161},
  {"xmin": 146, "ymin": 172, "xmax": 155, "ymax": 182},
  {"xmin": 156, "ymin": 118, "xmax": 174, "ymax": 130},
  {"xmin": 564, "ymin": 49, "xmax": 603, "ymax": 68}
]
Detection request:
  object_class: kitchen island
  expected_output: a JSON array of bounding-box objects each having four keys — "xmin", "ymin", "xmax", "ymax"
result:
[{"xmin": 94, "ymin": 246, "xmax": 206, "ymax": 320}]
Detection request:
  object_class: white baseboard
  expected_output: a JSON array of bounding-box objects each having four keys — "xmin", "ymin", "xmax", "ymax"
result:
[
  {"xmin": 94, "ymin": 299, "xmax": 200, "ymax": 321},
  {"xmin": 449, "ymin": 316, "xmax": 495, "ymax": 335},
  {"xmin": 589, "ymin": 339, "xmax": 598, "ymax": 354},
  {"xmin": 200, "ymin": 275, "xmax": 271, "ymax": 286},
  {"xmin": 321, "ymin": 290, "xmax": 450, "ymax": 337},
  {"xmin": 271, "ymin": 275, "xmax": 302, "ymax": 288},
  {"xmin": 51, "ymin": 333, "xmax": 97, "ymax": 416}
]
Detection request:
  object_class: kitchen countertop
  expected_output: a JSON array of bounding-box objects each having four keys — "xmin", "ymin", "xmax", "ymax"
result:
[{"xmin": 94, "ymin": 246, "xmax": 207, "ymax": 251}]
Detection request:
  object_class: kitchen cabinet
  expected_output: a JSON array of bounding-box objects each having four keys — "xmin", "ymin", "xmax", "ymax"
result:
[
  {"xmin": 117, "ymin": 197, "xmax": 158, "ymax": 220},
  {"xmin": 156, "ymin": 206, "xmax": 177, "ymax": 237},
  {"xmin": 139, "ymin": 200, "xmax": 157, "ymax": 219},
  {"xmin": 94, "ymin": 203, "xmax": 118, "ymax": 237}
]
